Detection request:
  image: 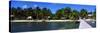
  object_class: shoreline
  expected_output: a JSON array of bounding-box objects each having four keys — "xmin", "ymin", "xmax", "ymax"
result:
[{"xmin": 10, "ymin": 19, "xmax": 96, "ymax": 22}]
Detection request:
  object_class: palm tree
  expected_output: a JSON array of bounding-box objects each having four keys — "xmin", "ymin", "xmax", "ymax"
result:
[
  {"xmin": 64, "ymin": 7, "xmax": 72, "ymax": 19},
  {"xmin": 10, "ymin": 7, "xmax": 17, "ymax": 16},
  {"xmin": 93, "ymin": 11, "xmax": 96, "ymax": 19},
  {"xmin": 10, "ymin": 7, "xmax": 17, "ymax": 20},
  {"xmin": 56, "ymin": 9, "xmax": 64, "ymax": 19},
  {"xmin": 42, "ymin": 8, "xmax": 52, "ymax": 19},
  {"xmin": 80, "ymin": 9, "xmax": 88, "ymax": 19},
  {"xmin": 24, "ymin": 7, "xmax": 34, "ymax": 19},
  {"xmin": 69, "ymin": 10, "xmax": 79, "ymax": 20},
  {"xmin": 26, "ymin": 8, "xmax": 34, "ymax": 16},
  {"xmin": 55, "ymin": 7, "xmax": 72, "ymax": 19},
  {"xmin": 35, "ymin": 7, "xmax": 41, "ymax": 19}
]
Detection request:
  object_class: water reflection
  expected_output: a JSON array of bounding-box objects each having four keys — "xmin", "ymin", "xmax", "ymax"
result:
[{"xmin": 10, "ymin": 22, "xmax": 80, "ymax": 32}]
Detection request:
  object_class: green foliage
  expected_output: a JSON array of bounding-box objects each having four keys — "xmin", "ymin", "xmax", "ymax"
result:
[
  {"xmin": 93, "ymin": 11, "xmax": 96, "ymax": 19},
  {"xmin": 80, "ymin": 9, "xmax": 88, "ymax": 19},
  {"xmin": 10, "ymin": 7, "xmax": 95, "ymax": 20},
  {"xmin": 69, "ymin": 10, "xmax": 79, "ymax": 20}
]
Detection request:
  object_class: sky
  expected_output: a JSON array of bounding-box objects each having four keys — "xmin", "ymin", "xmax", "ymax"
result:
[{"xmin": 10, "ymin": 1, "xmax": 96, "ymax": 14}]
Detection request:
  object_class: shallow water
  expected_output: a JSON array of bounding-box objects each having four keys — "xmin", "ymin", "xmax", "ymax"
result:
[
  {"xmin": 10, "ymin": 21, "xmax": 96, "ymax": 32},
  {"xmin": 10, "ymin": 22, "xmax": 80, "ymax": 32}
]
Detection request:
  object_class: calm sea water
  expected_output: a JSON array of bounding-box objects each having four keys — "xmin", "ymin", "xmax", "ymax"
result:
[
  {"xmin": 10, "ymin": 21, "xmax": 96, "ymax": 32},
  {"xmin": 10, "ymin": 22, "xmax": 80, "ymax": 32}
]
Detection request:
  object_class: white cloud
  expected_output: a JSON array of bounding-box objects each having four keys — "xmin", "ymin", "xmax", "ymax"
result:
[
  {"xmin": 34, "ymin": 5, "xmax": 38, "ymax": 7},
  {"xmin": 22, "ymin": 5, "xmax": 28, "ymax": 9}
]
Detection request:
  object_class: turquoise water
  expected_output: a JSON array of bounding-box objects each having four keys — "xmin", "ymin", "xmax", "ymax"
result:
[{"xmin": 10, "ymin": 22, "xmax": 80, "ymax": 32}]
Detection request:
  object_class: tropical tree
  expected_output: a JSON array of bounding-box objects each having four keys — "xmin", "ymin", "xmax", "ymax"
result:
[
  {"xmin": 55, "ymin": 9, "xmax": 64, "ymax": 19},
  {"xmin": 63, "ymin": 7, "xmax": 72, "ymax": 19},
  {"xmin": 69, "ymin": 10, "xmax": 79, "ymax": 20},
  {"xmin": 80, "ymin": 9, "xmax": 88, "ymax": 19},
  {"xmin": 55, "ymin": 7, "xmax": 72, "ymax": 19},
  {"xmin": 42, "ymin": 8, "xmax": 52, "ymax": 19},
  {"xmin": 35, "ymin": 7, "xmax": 41, "ymax": 19},
  {"xmin": 25, "ymin": 7, "xmax": 33, "ymax": 16},
  {"xmin": 93, "ymin": 11, "xmax": 96, "ymax": 19},
  {"xmin": 10, "ymin": 7, "xmax": 17, "ymax": 20},
  {"xmin": 10, "ymin": 7, "xmax": 17, "ymax": 16}
]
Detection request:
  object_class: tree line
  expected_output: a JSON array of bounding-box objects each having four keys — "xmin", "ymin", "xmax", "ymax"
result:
[{"xmin": 10, "ymin": 7, "xmax": 96, "ymax": 20}]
